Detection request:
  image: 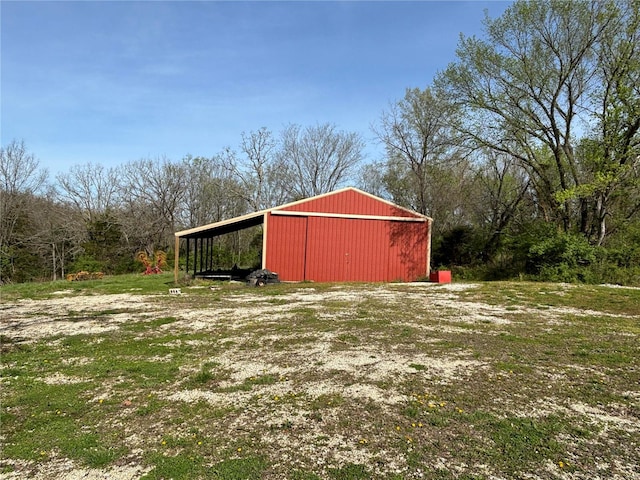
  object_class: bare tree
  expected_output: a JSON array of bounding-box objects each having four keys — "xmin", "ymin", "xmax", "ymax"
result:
[
  {"xmin": 119, "ymin": 156, "xmax": 188, "ymax": 253},
  {"xmin": 278, "ymin": 123, "xmax": 365, "ymax": 198},
  {"xmin": 181, "ymin": 154, "xmax": 247, "ymax": 228},
  {"xmin": 53, "ymin": 162, "xmax": 130, "ymax": 274},
  {"xmin": 221, "ymin": 128, "xmax": 289, "ymax": 211},
  {"xmin": 0, "ymin": 140, "xmax": 47, "ymax": 195},
  {"xmin": 0, "ymin": 140, "xmax": 48, "ymax": 281},
  {"xmin": 55, "ymin": 163, "xmax": 121, "ymax": 222},
  {"xmin": 27, "ymin": 189, "xmax": 82, "ymax": 280},
  {"xmin": 372, "ymin": 87, "xmax": 464, "ymax": 217},
  {"xmin": 357, "ymin": 160, "xmax": 391, "ymax": 200},
  {"xmin": 472, "ymin": 151, "xmax": 532, "ymax": 259}
]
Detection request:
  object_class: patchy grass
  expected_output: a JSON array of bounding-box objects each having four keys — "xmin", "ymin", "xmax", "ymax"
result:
[
  {"xmin": 1, "ymin": 278, "xmax": 639, "ymax": 479},
  {"xmin": 0, "ymin": 273, "xmax": 177, "ymax": 301}
]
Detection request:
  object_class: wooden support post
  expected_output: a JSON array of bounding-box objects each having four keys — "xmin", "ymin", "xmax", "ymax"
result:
[
  {"xmin": 262, "ymin": 213, "xmax": 268, "ymax": 269},
  {"xmin": 199, "ymin": 238, "xmax": 204, "ymax": 275},
  {"xmin": 174, "ymin": 236, "xmax": 180, "ymax": 284},
  {"xmin": 193, "ymin": 238, "xmax": 198, "ymax": 277},
  {"xmin": 185, "ymin": 237, "xmax": 190, "ymax": 277},
  {"xmin": 425, "ymin": 218, "xmax": 433, "ymax": 278}
]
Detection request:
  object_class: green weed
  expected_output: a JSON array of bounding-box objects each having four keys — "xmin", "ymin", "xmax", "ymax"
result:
[{"xmin": 327, "ymin": 463, "xmax": 370, "ymax": 480}]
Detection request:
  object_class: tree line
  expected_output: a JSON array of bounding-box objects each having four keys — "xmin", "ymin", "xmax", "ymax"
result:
[
  {"xmin": 0, "ymin": 124, "xmax": 365, "ymax": 283},
  {"xmin": 2, "ymin": 0, "xmax": 639, "ymax": 285}
]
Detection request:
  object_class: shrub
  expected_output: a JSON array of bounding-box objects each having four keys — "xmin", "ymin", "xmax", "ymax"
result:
[
  {"xmin": 70, "ymin": 255, "xmax": 105, "ymax": 275},
  {"xmin": 527, "ymin": 233, "xmax": 597, "ymax": 282},
  {"xmin": 432, "ymin": 225, "xmax": 484, "ymax": 268}
]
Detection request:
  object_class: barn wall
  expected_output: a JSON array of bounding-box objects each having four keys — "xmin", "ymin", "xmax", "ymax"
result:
[
  {"xmin": 264, "ymin": 213, "xmax": 307, "ymax": 280},
  {"xmin": 386, "ymin": 220, "xmax": 429, "ymax": 282},
  {"xmin": 263, "ymin": 188, "xmax": 430, "ymax": 283},
  {"xmin": 266, "ymin": 214, "xmax": 428, "ymax": 282},
  {"xmin": 305, "ymin": 217, "xmax": 391, "ymax": 282}
]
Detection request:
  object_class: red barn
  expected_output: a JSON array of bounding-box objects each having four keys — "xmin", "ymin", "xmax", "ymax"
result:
[{"xmin": 174, "ymin": 187, "xmax": 432, "ymax": 283}]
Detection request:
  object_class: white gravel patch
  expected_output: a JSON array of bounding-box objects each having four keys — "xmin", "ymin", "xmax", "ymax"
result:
[
  {"xmin": 0, "ymin": 294, "xmax": 154, "ymax": 340},
  {"xmin": 600, "ymin": 283, "xmax": 640, "ymax": 290},
  {"xmin": 39, "ymin": 372, "xmax": 86, "ymax": 385},
  {"xmin": 0, "ymin": 460, "xmax": 149, "ymax": 480},
  {"xmin": 569, "ymin": 401, "xmax": 639, "ymax": 432}
]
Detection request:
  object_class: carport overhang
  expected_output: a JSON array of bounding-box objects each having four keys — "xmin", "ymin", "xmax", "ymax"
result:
[{"xmin": 173, "ymin": 210, "xmax": 267, "ymax": 283}]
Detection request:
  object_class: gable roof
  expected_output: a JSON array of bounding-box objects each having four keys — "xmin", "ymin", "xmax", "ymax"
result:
[{"xmin": 174, "ymin": 187, "xmax": 431, "ymax": 239}]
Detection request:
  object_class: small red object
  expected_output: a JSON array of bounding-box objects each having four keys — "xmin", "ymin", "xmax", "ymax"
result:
[{"xmin": 429, "ymin": 270, "xmax": 451, "ymax": 283}]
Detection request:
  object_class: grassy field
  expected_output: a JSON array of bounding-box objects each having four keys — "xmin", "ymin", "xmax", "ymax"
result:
[{"xmin": 1, "ymin": 274, "xmax": 638, "ymax": 479}]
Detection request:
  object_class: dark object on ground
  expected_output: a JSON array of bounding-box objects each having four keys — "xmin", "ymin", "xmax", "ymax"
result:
[
  {"xmin": 196, "ymin": 264, "xmax": 252, "ymax": 281},
  {"xmin": 246, "ymin": 269, "xmax": 280, "ymax": 287}
]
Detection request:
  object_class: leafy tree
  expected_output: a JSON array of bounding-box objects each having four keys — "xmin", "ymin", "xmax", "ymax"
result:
[
  {"xmin": 527, "ymin": 231, "xmax": 598, "ymax": 282},
  {"xmin": 582, "ymin": 0, "xmax": 640, "ymax": 244},
  {"xmin": 433, "ymin": 225, "xmax": 485, "ymax": 268},
  {"xmin": 438, "ymin": 0, "xmax": 612, "ymax": 233},
  {"xmin": 72, "ymin": 212, "xmax": 127, "ymax": 274},
  {"xmin": 373, "ymin": 0, "xmax": 639, "ymax": 279}
]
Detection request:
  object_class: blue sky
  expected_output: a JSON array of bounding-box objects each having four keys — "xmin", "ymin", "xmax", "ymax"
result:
[{"xmin": 1, "ymin": 1, "xmax": 510, "ymax": 175}]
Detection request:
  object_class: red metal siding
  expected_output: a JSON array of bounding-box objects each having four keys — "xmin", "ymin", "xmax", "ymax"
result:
[
  {"xmin": 267, "ymin": 214, "xmax": 428, "ymax": 282},
  {"xmin": 264, "ymin": 188, "xmax": 430, "ymax": 283},
  {"xmin": 281, "ymin": 189, "xmax": 420, "ymax": 218},
  {"xmin": 305, "ymin": 217, "xmax": 392, "ymax": 282},
  {"xmin": 264, "ymin": 213, "xmax": 307, "ymax": 281},
  {"xmin": 386, "ymin": 221, "xmax": 429, "ymax": 281}
]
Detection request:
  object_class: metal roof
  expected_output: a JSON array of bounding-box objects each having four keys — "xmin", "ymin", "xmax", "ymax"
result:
[
  {"xmin": 174, "ymin": 210, "xmax": 266, "ymax": 239},
  {"xmin": 174, "ymin": 187, "xmax": 432, "ymax": 239}
]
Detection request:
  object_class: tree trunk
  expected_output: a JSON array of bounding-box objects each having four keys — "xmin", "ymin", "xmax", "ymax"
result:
[{"xmin": 52, "ymin": 243, "xmax": 57, "ymax": 281}]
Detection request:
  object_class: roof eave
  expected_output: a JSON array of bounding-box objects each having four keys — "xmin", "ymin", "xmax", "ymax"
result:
[{"xmin": 175, "ymin": 210, "xmax": 267, "ymax": 238}]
